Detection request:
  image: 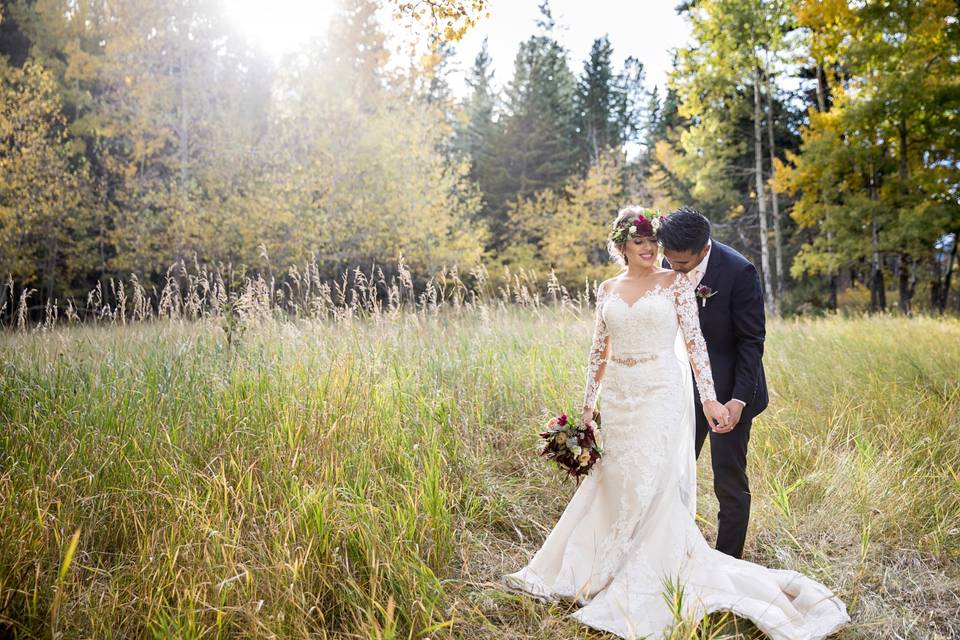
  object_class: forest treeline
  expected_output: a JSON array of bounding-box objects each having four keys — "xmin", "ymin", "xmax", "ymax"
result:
[{"xmin": 0, "ymin": 0, "xmax": 957, "ymax": 322}]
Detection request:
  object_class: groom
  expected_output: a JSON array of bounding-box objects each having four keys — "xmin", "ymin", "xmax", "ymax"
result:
[{"xmin": 658, "ymin": 206, "xmax": 768, "ymax": 560}]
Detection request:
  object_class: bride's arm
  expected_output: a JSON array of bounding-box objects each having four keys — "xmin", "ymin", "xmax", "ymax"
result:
[
  {"xmin": 672, "ymin": 271, "xmax": 718, "ymax": 404},
  {"xmin": 582, "ymin": 281, "xmax": 612, "ymax": 417}
]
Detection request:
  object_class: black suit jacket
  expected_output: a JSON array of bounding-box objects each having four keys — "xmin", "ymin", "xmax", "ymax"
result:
[{"xmin": 665, "ymin": 241, "xmax": 769, "ymax": 421}]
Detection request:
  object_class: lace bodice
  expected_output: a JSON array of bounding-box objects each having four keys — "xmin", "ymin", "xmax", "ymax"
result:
[{"xmin": 582, "ymin": 272, "xmax": 716, "ymax": 411}]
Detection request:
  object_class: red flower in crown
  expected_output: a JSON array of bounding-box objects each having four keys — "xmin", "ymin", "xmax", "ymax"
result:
[{"xmin": 632, "ymin": 216, "xmax": 654, "ymax": 237}]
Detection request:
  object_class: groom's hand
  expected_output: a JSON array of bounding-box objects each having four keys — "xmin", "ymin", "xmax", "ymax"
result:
[
  {"xmin": 703, "ymin": 400, "xmax": 730, "ymax": 432},
  {"xmin": 714, "ymin": 400, "xmax": 744, "ymax": 433}
]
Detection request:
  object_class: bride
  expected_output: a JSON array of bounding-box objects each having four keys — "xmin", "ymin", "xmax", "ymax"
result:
[{"xmin": 501, "ymin": 206, "xmax": 851, "ymax": 639}]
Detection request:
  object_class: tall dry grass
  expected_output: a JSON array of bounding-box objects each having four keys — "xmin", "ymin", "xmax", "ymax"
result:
[
  {"xmin": 0, "ymin": 259, "xmax": 957, "ymax": 639},
  {"xmin": 0, "ymin": 251, "xmax": 589, "ymax": 335}
]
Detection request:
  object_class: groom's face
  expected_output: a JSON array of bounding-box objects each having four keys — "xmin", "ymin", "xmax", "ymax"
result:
[{"xmin": 662, "ymin": 243, "xmax": 710, "ymax": 274}]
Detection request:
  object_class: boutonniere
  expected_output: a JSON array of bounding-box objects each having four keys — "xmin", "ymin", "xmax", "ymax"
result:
[{"xmin": 695, "ymin": 284, "xmax": 718, "ymax": 308}]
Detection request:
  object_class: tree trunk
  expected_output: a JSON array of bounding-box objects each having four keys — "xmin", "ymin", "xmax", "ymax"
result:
[
  {"xmin": 898, "ymin": 253, "xmax": 915, "ymax": 315},
  {"xmin": 956, "ymin": 243, "xmax": 960, "ymax": 312},
  {"xmin": 45, "ymin": 233, "xmax": 57, "ymax": 306},
  {"xmin": 956, "ymin": 264, "xmax": 960, "ymax": 313},
  {"xmin": 866, "ymin": 166, "xmax": 886, "ymax": 313},
  {"xmin": 824, "ymin": 228, "xmax": 838, "ymax": 311},
  {"xmin": 0, "ymin": 280, "xmax": 8, "ymax": 327},
  {"xmin": 870, "ymin": 217, "xmax": 885, "ymax": 312},
  {"xmin": 828, "ymin": 269, "xmax": 838, "ymax": 311},
  {"xmin": 898, "ymin": 119, "xmax": 909, "ymax": 182},
  {"xmin": 815, "ymin": 62, "xmax": 828, "ymax": 113},
  {"xmin": 941, "ymin": 236, "xmax": 957, "ymax": 313},
  {"xmin": 931, "ymin": 261, "xmax": 942, "ymax": 310},
  {"xmin": 98, "ymin": 204, "xmax": 108, "ymax": 277},
  {"xmin": 174, "ymin": 23, "xmax": 190, "ymax": 305},
  {"xmin": 895, "ymin": 120, "xmax": 913, "ymax": 315},
  {"xmin": 589, "ymin": 126, "xmax": 599, "ymax": 167},
  {"xmin": 815, "ymin": 59, "xmax": 836, "ymax": 310},
  {"xmin": 753, "ymin": 66, "xmax": 774, "ymax": 311},
  {"xmin": 765, "ymin": 69, "xmax": 783, "ymax": 312}
]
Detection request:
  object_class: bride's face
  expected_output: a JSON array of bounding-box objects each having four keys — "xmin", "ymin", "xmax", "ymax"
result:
[{"xmin": 623, "ymin": 235, "xmax": 659, "ymax": 268}]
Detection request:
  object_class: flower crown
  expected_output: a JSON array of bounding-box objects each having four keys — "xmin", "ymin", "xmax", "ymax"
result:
[{"xmin": 609, "ymin": 208, "xmax": 664, "ymax": 244}]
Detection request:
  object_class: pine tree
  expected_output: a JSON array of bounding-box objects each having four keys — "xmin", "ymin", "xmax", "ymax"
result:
[
  {"xmin": 615, "ymin": 56, "xmax": 648, "ymax": 153},
  {"xmin": 485, "ymin": 0, "xmax": 578, "ymax": 249},
  {"xmin": 456, "ymin": 38, "xmax": 499, "ymax": 227},
  {"xmin": 574, "ymin": 38, "xmax": 647, "ymax": 172},
  {"xmin": 641, "ymin": 85, "xmax": 693, "ymax": 211},
  {"xmin": 575, "ymin": 36, "xmax": 619, "ymax": 167},
  {"xmin": 325, "ymin": 0, "xmax": 388, "ymax": 105},
  {"xmin": 458, "ymin": 38, "xmax": 496, "ymax": 158},
  {"xmin": 422, "ymin": 39, "xmax": 456, "ymax": 106}
]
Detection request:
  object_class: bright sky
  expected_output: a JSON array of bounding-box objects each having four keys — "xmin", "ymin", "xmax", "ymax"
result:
[
  {"xmin": 223, "ymin": 0, "xmax": 692, "ymax": 98},
  {"xmin": 448, "ymin": 1, "xmax": 691, "ymax": 98}
]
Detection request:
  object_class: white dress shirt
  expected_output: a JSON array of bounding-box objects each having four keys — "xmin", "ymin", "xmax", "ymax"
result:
[
  {"xmin": 689, "ymin": 239, "xmax": 747, "ymax": 409},
  {"xmin": 689, "ymin": 239, "xmax": 712, "ymax": 287}
]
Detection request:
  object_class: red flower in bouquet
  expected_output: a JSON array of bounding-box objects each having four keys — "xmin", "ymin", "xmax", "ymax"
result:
[{"xmin": 538, "ymin": 410, "xmax": 604, "ymax": 485}]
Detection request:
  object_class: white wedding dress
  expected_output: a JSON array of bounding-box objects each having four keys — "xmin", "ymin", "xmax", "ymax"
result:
[{"xmin": 502, "ymin": 272, "xmax": 850, "ymax": 640}]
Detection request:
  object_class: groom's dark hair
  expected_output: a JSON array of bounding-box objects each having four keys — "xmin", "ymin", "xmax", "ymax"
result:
[{"xmin": 658, "ymin": 206, "xmax": 711, "ymax": 253}]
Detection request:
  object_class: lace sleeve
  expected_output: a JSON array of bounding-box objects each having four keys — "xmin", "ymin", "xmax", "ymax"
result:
[
  {"xmin": 673, "ymin": 272, "xmax": 717, "ymax": 403},
  {"xmin": 582, "ymin": 283, "xmax": 611, "ymax": 412}
]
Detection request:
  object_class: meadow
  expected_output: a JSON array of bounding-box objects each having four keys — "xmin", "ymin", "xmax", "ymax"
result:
[{"xmin": 1, "ymin": 292, "xmax": 958, "ymax": 638}]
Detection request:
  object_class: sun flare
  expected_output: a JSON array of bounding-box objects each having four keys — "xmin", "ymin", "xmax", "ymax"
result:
[{"xmin": 222, "ymin": 0, "xmax": 338, "ymax": 59}]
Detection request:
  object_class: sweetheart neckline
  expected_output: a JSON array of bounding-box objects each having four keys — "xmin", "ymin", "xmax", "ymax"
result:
[{"xmin": 604, "ymin": 284, "xmax": 669, "ymax": 310}]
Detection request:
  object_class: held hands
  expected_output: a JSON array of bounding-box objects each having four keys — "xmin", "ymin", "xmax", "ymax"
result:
[
  {"xmin": 721, "ymin": 400, "xmax": 744, "ymax": 433},
  {"xmin": 703, "ymin": 399, "xmax": 732, "ymax": 433}
]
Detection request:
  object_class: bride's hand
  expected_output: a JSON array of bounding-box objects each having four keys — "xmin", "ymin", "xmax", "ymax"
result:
[
  {"xmin": 581, "ymin": 408, "xmax": 598, "ymax": 430},
  {"xmin": 703, "ymin": 400, "xmax": 730, "ymax": 432}
]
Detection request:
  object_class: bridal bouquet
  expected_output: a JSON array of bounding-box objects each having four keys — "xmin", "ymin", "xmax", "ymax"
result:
[{"xmin": 538, "ymin": 410, "xmax": 604, "ymax": 484}]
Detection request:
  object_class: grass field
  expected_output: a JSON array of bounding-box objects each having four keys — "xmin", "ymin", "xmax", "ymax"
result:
[{"xmin": 1, "ymin": 309, "xmax": 958, "ymax": 639}]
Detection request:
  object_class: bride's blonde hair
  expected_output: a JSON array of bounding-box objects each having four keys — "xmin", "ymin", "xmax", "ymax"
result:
[{"xmin": 607, "ymin": 205, "xmax": 659, "ymax": 267}]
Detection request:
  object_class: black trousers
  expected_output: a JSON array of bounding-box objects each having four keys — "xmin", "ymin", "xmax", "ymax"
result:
[{"xmin": 694, "ymin": 406, "xmax": 752, "ymax": 559}]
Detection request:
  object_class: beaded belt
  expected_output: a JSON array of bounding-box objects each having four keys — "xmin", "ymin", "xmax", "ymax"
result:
[{"xmin": 610, "ymin": 352, "xmax": 659, "ymax": 366}]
